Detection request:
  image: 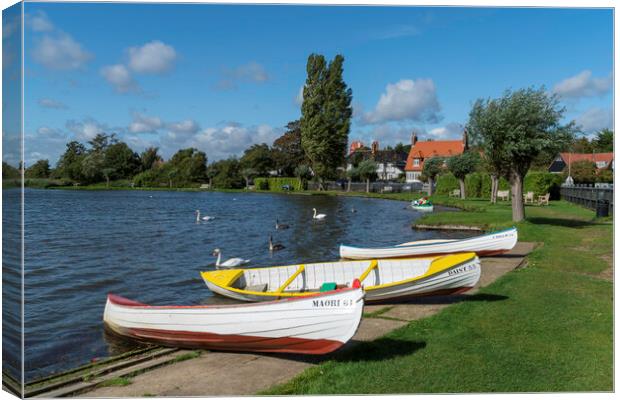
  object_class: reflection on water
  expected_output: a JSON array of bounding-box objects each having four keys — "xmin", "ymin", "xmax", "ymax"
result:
[{"xmin": 22, "ymin": 188, "xmax": 471, "ymax": 380}]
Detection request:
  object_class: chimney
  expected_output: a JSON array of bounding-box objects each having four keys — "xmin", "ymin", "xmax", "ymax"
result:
[
  {"xmin": 463, "ymin": 128, "xmax": 468, "ymax": 150},
  {"xmin": 411, "ymin": 132, "xmax": 418, "ymax": 146},
  {"xmin": 371, "ymin": 140, "xmax": 379, "ymax": 155}
]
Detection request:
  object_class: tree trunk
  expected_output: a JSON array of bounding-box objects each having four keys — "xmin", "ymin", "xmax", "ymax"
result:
[
  {"xmin": 366, "ymin": 178, "xmax": 370, "ymax": 193},
  {"xmin": 245, "ymin": 177, "xmax": 249, "ymax": 189},
  {"xmin": 347, "ymin": 178, "xmax": 351, "ymax": 192},
  {"xmin": 490, "ymin": 174, "xmax": 498, "ymax": 204},
  {"xmin": 169, "ymin": 179, "xmax": 172, "ymax": 188},
  {"xmin": 459, "ymin": 178, "xmax": 465, "ymax": 199},
  {"xmin": 106, "ymin": 176, "xmax": 110, "ymax": 188},
  {"xmin": 427, "ymin": 178, "xmax": 434, "ymax": 196},
  {"xmin": 510, "ymin": 171, "xmax": 525, "ymax": 222}
]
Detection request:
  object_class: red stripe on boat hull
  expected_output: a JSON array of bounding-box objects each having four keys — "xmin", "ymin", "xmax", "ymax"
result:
[{"xmin": 106, "ymin": 325, "xmax": 344, "ymax": 355}]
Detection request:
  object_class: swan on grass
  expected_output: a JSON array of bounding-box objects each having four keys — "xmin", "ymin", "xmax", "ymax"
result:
[
  {"xmin": 195, "ymin": 210, "xmax": 215, "ymax": 222},
  {"xmin": 312, "ymin": 208, "xmax": 327, "ymax": 220},
  {"xmin": 269, "ymin": 235, "xmax": 285, "ymax": 252},
  {"xmin": 212, "ymin": 248, "xmax": 250, "ymax": 269}
]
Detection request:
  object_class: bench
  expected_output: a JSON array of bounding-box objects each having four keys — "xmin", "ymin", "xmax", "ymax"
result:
[
  {"xmin": 449, "ymin": 189, "xmax": 460, "ymax": 198},
  {"xmin": 497, "ymin": 190, "xmax": 510, "ymax": 201},
  {"xmin": 538, "ymin": 193, "xmax": 550, "ymax": 206},
  {"xmin": 524, "ymin": 191, "xmax": 534, "ymax": 204}
]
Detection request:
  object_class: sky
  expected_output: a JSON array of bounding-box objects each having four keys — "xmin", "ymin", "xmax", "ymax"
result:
[{"xmin": 6, "ymin": 3, "xmax": 615, "ymax": 166}]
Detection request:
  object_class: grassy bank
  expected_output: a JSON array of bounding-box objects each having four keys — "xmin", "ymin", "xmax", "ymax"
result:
[{"xmin": 264, "ymin": 199, "xmax": 613, "ymax": 394}]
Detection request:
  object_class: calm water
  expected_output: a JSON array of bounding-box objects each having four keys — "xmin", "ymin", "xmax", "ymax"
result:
[{"xmin": 13, "ymin": 188, "xmax": 467, "ymax": 380}]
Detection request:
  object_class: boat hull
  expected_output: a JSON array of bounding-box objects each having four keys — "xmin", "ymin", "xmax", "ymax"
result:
[
  {"xmin": 103, "ymin": 288, "xmax": 364, "ymax": 355},
  {"xmin": 202, "ymin": 253, "xmax": 481, "ymax": 303},
  {"xmin": 339, "ymin": 227, "xmax": 518, "ymax": 260}
]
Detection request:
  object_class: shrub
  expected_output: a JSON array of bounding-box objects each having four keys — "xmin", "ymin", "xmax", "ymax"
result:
[
  {"xmin": 465, "ymin": 172, "xmax": 483, "ymax": 198},
  {"xmin": 435, "ymin": 173, "xmax": 459, "ymax": 195},
  {"xmin": 596, "ymin": 169, "xmax": 613, "ymax": 183},
  {"xmin": 524, "ymin": 171, "xmax": 563, "ymax": 199},
  {"xmin": 253, "ymin": 177, "xmax": 303, "ymax": 191}
]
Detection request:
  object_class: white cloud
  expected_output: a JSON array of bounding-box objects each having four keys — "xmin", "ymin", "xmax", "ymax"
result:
[
  {"xmin": 101, "ymin": 64, "xmax": 139, "ymax": 93},
  {"xmin": 167, "ymin": 119, "xmax": 200, "ymax": 135},
  {"xmin": 32, "ymin": 33, "xmax": 92, "ymax": 70},
  {"xmin": 372, "ymin": 24, "xmax": 419, "ymax": 40},
  {"xmin": 575, "ymin": 107, "xmax": 613, "ymax": 134},
  {"xmin": 36, "ymin": 126, "xmax": 65, "ymax": 138},
  {"xmin": 428, "ymin": 122, "xmax": 463, "ymax": 139},
  {"xmin": 363, "ymin": 79, "xmax": 441, "ymax": 124},
  {"xmin": 553, "ymin": 70, "xmax": 612, "ymax": 99},
  {"xmin": 38, "ymin": 98, "xmax": 68, "ymax": 109},
  {"xmin": 66, "ymin": 118, "xmax": 110, "ymax": 141},
  {"xmin": 26, "ymin": 11, "xmax": 54, "ymax": 32},
  {"xmin": 218, "ymin": 62, "xmax": 270, "ymax": 90},
  {"xmin": 128, "ymin": 40, "xmax": 176, "ymax": 74},
  {"xmin": 129, "ymin": 112, "xmax": 163, "ymax": 133}
]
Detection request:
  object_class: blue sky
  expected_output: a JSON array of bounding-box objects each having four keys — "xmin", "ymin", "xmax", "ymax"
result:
[{"xmin": 14, "ymin": 3, "xmax": 614, "ymax": 166}]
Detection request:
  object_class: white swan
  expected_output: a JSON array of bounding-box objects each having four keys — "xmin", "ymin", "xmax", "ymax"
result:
[
  {"xmin": 312, "ymin": 208, "xmax": 327, "ymax": 220},
  {"xmin": 212, "ymin": 248, "xmax": 250, "ymax": 269},
  {"xmin": 195, "ymin": 210, "xmax": 215, "ymax": 222}
]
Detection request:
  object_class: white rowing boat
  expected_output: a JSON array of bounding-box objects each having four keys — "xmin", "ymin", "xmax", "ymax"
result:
[
  {"xmin": 201, "ymin": 253, "xmax": 480, "ymax": 303},
  {"xmin": 103, "ymin": 287, "xmax": 364, "ymax": 355},
  {"xmin": 339, "ymin": 227, "xmax": 518, "ymax": 260}
]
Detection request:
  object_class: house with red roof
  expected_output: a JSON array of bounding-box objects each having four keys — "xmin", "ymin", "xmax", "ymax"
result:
[
  {"xmin": 548, "ymin": 152, "xmax": 614, "ymax": 173},
  {"xmin": 404, "ymin": 131, "xmax": 468, "ymax": 183}
]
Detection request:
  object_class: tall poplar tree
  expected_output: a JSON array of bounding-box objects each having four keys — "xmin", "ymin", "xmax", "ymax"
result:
[{"xmin": 300, "ymin": 53, "xmax": 352, "ymax": 189}]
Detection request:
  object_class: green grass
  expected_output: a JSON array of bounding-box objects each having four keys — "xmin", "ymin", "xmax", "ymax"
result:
[
  {"xmin": 263, "ymin": 199, "xmax": 613, "ymax": 394},
  {"xmin": 173, "ymin": 351, "xmax": 202, "ymax": 363}
]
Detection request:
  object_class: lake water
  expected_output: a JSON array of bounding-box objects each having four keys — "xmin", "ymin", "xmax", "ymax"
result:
[{"xmin": 6, "ymin": 188, "xmax": 469, "ymax": 380}]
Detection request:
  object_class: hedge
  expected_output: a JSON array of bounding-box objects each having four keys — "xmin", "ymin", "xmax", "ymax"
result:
[
  {"xmin": 253, "ymin": 177, "xmax": 303, "ymax": 191},
  {"xmin": 524, "ymin": 171, "xmax": 563, "ymax": 199},
  {"xmin": 436, "ymin": 171, "xmax": 559, "ymax": 199},
  {"xmin": 435, "ymin": 173, "xmax": 459, "ymax": 195}
]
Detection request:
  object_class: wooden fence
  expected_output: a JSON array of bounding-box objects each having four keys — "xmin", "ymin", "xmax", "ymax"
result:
[{"xmin": 560, "ymin": 184, "xmax": 614, "ymax": 215}]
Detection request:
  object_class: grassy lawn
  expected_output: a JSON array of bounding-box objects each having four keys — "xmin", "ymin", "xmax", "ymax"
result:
[{"xmin": 264, "ymin": 198, "xmax": 613, "ymax": 394}]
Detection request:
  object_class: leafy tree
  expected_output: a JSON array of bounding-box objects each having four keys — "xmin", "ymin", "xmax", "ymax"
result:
[
  {"xmin": 356, "ymin": 159, "xmax": 377, "ymax": 193},
  {"xmin": 102, "ymin": 167, "xmax": 115, "ymax": 187},
  {"xmin": 241, "ymin": 168, "xmax": 257, "ymax": 189},
  {"xmin": 592, "ymin": 129, "xmax": 613, "ymax": 152},
  {"xmin": 345, "ymin": 166, "xmax": 358, "ymax": 192},
  {"xmin": 240, "ymin": 143, "xmax": 274, "ymax": 176},
  {"xmin": 25, "ymin": 159, "xmax": 50, "ymax": 178},
  {"xmin": 467, "ymin": 87, "xmax": 575, "ymax": 221},
  {"xmin": 447, "ymin": 152, "xmax": 479, "ymax": 199},
  {"xmin": 140, "ymin": 147, "xmax": 162, "ymax": 172},
  {"xmin": 2, "ymin": 162, "xmax": 20, "ymax": 179},
  {"xmin": 88, "ymin": 133, "xmax": 116, "ymax": 154},
  {"xmin": 393, "ymin": 142, "xmax": 412, "ymax": 155},
  {"xmin": 80, "ymin": 152, "xmax": 105, "ymax": 183},
  {"xmin": 272, "ymin": 120, "xmax": 306, "ymax": 176},
  {"xmin": 210, "ymin": 158, "xmax": 244, "ymax": 189},
  {"xmin": 348, "ymin": 146, "xmax": 370, "ymax": 168},
  {"xmin": 168, "ymin": 148, "xmax": 208, "ymax": 184},
  {"xmin": 56, "ymin": 141, "xmax": 86, "ymax": 181},
  {"xmin": 206, "ymin": 163, "xmax": 219, "ymax": 188},
  {"xmin": 104, "ymin": 142, "xmax": 140, "ymax": 179},
  {"xmin": 571, "ymin": 136, "xmax": 594, "ymax": 153},
  {"xmin": 422, "ymin": 157, "xmax": 444, "ymax": 196},
  {"xmin": 294, "ymin": 164, "xmax": 312, "ymax": 189},
  {"xmin": 300, "ymin": 53, "xmax": 352, "ymax": 188}
]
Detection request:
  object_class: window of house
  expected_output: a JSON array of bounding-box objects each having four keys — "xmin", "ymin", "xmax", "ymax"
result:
[
  {"xmin": 413, "ymin": 158, "xmax": 420, "ymax": 166},
  {"xmin": 596, "ymin": 161, "xmax": 607, "ymax": 168}
]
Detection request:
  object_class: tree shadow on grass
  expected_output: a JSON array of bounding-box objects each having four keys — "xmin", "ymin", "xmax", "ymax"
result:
[
  {"xmin": 372, "ymin": 293, "xmax": 509, "ymax": 306},
  {"xmin": 526, "ymin": 217, "xmax": 594, "ymax": 228}
]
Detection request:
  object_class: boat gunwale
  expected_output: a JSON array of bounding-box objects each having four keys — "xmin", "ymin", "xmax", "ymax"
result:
[{"xmin": 107, "ymin": 287, "xmax": 363, "ymax": 310}]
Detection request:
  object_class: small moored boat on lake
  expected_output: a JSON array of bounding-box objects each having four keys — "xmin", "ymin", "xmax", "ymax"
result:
[
  {"xmin": 340, "ymin": 227, "xmax": 518, "ymax": 260},
  {"xmin": 201, "ymin": 253, "xmax": 480, "ymax": 303},
  {"xmin": 103, "ymin": 287, "xmax": 364, "ymax": 355},
  {"xmin": 411, "ymin": 197, "xmax": 434, "ymax": 212}
]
